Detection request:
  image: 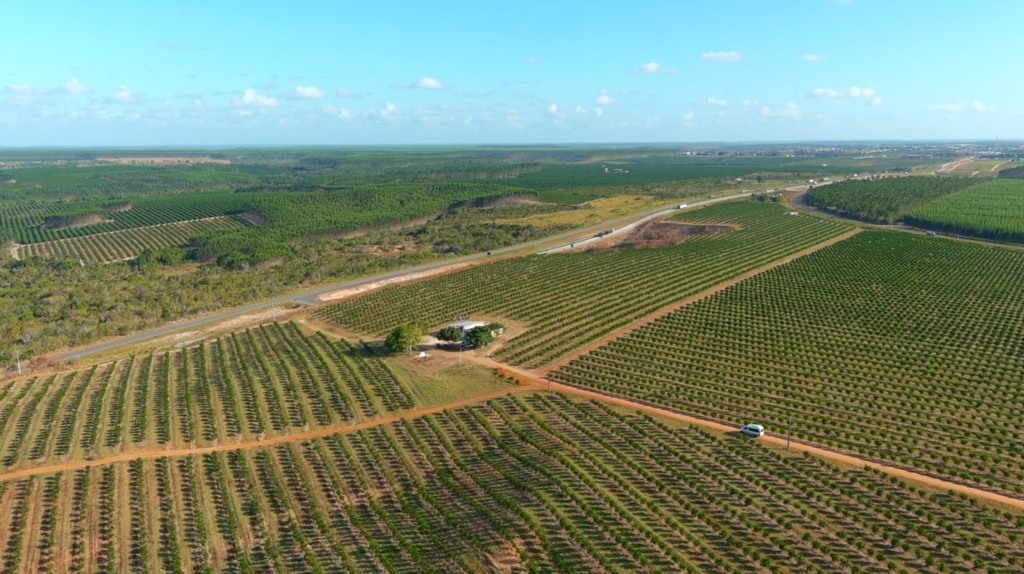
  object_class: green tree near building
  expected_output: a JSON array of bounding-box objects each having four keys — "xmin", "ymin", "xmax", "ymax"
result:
[
  {"xmin": 436, "ymin": 326, "xmax": 463, "ymax": 347},
  {"xmin": 464, "ymin": 326, "xmax": 494, "ymax": 348},
  {"xmin": 385, "ymin": 324, "xmax": 425, "ymax": 354}
]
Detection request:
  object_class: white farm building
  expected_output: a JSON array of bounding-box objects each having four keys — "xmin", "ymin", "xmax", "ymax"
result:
[{"xmin": 446, "ymin": 320, "xmax": 486, "ymax": 333}]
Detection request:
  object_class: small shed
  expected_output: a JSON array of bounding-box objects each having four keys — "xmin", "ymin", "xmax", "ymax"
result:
[{"xmin": 447, "ymin": 320, "xmax": 486, "ymax": 333}]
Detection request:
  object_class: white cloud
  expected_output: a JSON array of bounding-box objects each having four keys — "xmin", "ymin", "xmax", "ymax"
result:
[
  {"xmin": 801, "ymin": 54, "xmax": 827, "ymax": 63},
  {"xmin": 6, "ymin": 83, "xmax": 43, "ymax": 95},
  {"xmin": 697, "ymin": 97, "xmax": 728, "ymax": 107},
  {"xmin": 526, "ymin": 56, "xmax": 539, "ymax": 65},
  {"xmin": 236, "ymin": 88, "xmax": 278, "ymax": 108},
  {"xmin": 61, "ymin": 77, "xmax": 92, "ymax": 95},
  {"xmin": 928, "ymin": 100, "xmax": 996, "ymax": 113},
  {"xmin": 324, "ymin": 103, "xmax": 353, "ymax": 120},
  {"xmin": 637, "ymin": 62, "xmax": 662, "ymax": 75},
  {"xmin": 288, "ymin": 85, "xmax": 325, "ymax": 100},
  {"xmin": 575, "ymin": 105, "xmax": 586, "ymax": 115},
  {"xmin": 106, "ymin": 86, "xmax": 146, "ymax": 104},
  {"xmin": 809, "ymin": 86, "xmax": 881, "ymax": 104},
  {"xmin": 594, "ymin": 107, "xmax": 604, "ymax": 117},
  {"xmin": 594, "ymin": 90, "xmax": 616, "ymax": 106},
  {"xmin": 809, "ymin": 88, "xmax": 840, "ymax": 99},
  {"xmin": 378, "ymin": 101, "xmax": 397, "ymax": 119},
  {"xmin": 414, "ymin": 77, "xmax": 444, "ymax": 90},
  {"xmin": 760, "ymin": 102, "xmax": 800, "ymax": 118},
  {"xmin": 701, "ymin": 51, "xmax": 743, "ymax": 63},
  {"xmin": 547, "ymin": 103, "xmax": 559, "ymax": 114},
  {"xmin": 682, "ymin": 111, "xmax": 695, "ymax": 126},
  {"xmin": 742, "ymin": 99, "xmax": 759, "ymax": 108},
  {"xmin": 336, "ymin": 87, "xmax": 362, "ymax": 99},
  {"xmin": 971, "ymin": 100, "xmax": 995, "ymax": 112}
]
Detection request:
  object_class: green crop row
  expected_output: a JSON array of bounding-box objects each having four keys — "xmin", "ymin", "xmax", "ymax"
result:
[
  {"xmin": 905, "ymin": 179, "xmax": 1024, "ymax": 241},
  {"xmin": 804, "ymin": 176, "xmax": 975, "ymax": 223},
  {"xmin": 0, "ymin": 322, "xmax": 413, "ymax": 474},
  {"xmin": 554, "ymin": 230, "xmax": 1024, "ymax": 495},
  {"xmin": 16, "ymin": 216, "xmax": 245, "ymax": 263},
  {"xmin": 2, "ymin": 393, "xmax": 1022, "ymax": 572},
  {"xmin": 0, "ymin": 192, "xmax": 249, "ymax": 244}
]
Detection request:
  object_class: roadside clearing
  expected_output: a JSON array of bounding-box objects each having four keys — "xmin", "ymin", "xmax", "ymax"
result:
[{"xmin": 318, "ymin": 262, "xmax": 472, "ymax": 302}]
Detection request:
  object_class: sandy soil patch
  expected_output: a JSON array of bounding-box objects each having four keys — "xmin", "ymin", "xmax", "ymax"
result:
[
  {"xmin": 471, "ymin": 194, "xmax": 547, "ymax": 208},
  {"xmin": 148, "ymin": 307, "xmax": 291, "ymax": 350},
  {"xmin": 318, "ymin": 262, "xmax": 473, "ymax": 302},
  {"xmin": 499, "ymin": 195, "xmax": 654, "ymax": 228},
  {"xmin": 575, "ymin": 218, "xmax": 736, "ymax": 253}
]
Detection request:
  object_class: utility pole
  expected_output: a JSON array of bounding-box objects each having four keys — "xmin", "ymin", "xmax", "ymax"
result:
[{"xmin": 15, "ymin": 350, "xmax": 21, "ymax": 376}]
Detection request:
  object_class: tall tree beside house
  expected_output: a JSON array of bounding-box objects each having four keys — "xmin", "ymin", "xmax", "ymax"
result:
[{"xmin": 385, "ymin": 324, "xmax": 425, "ymax": 354}]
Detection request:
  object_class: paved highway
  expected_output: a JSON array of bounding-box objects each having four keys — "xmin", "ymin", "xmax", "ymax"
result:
[{"xmin": 55, "ymin": 190, "xmax": 761, "ymax": 362}]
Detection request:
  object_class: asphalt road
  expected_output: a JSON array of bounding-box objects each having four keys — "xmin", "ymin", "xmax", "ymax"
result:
[{"xmin": 55, "ymin": 190, "xmax": 759, "ymax": 363}]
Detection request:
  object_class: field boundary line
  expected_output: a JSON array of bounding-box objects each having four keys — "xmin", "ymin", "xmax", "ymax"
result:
[
  {"xmin": 536, "ymin": 226, "xmax": 862, "ymax": 375},
  {"xmin": 0, "ymin": 381, "xmax": 544, "ymax": 483}
]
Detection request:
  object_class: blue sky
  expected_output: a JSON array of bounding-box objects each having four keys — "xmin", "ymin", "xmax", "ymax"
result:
[{"xmin": 2, "ymin": 0, "xmax": 1021, "ymax": 146}]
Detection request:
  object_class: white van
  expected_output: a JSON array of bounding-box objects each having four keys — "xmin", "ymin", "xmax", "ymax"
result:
[{"xmin": 740, "ymin": 423, "xmax": 765, "ymax": 438}]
